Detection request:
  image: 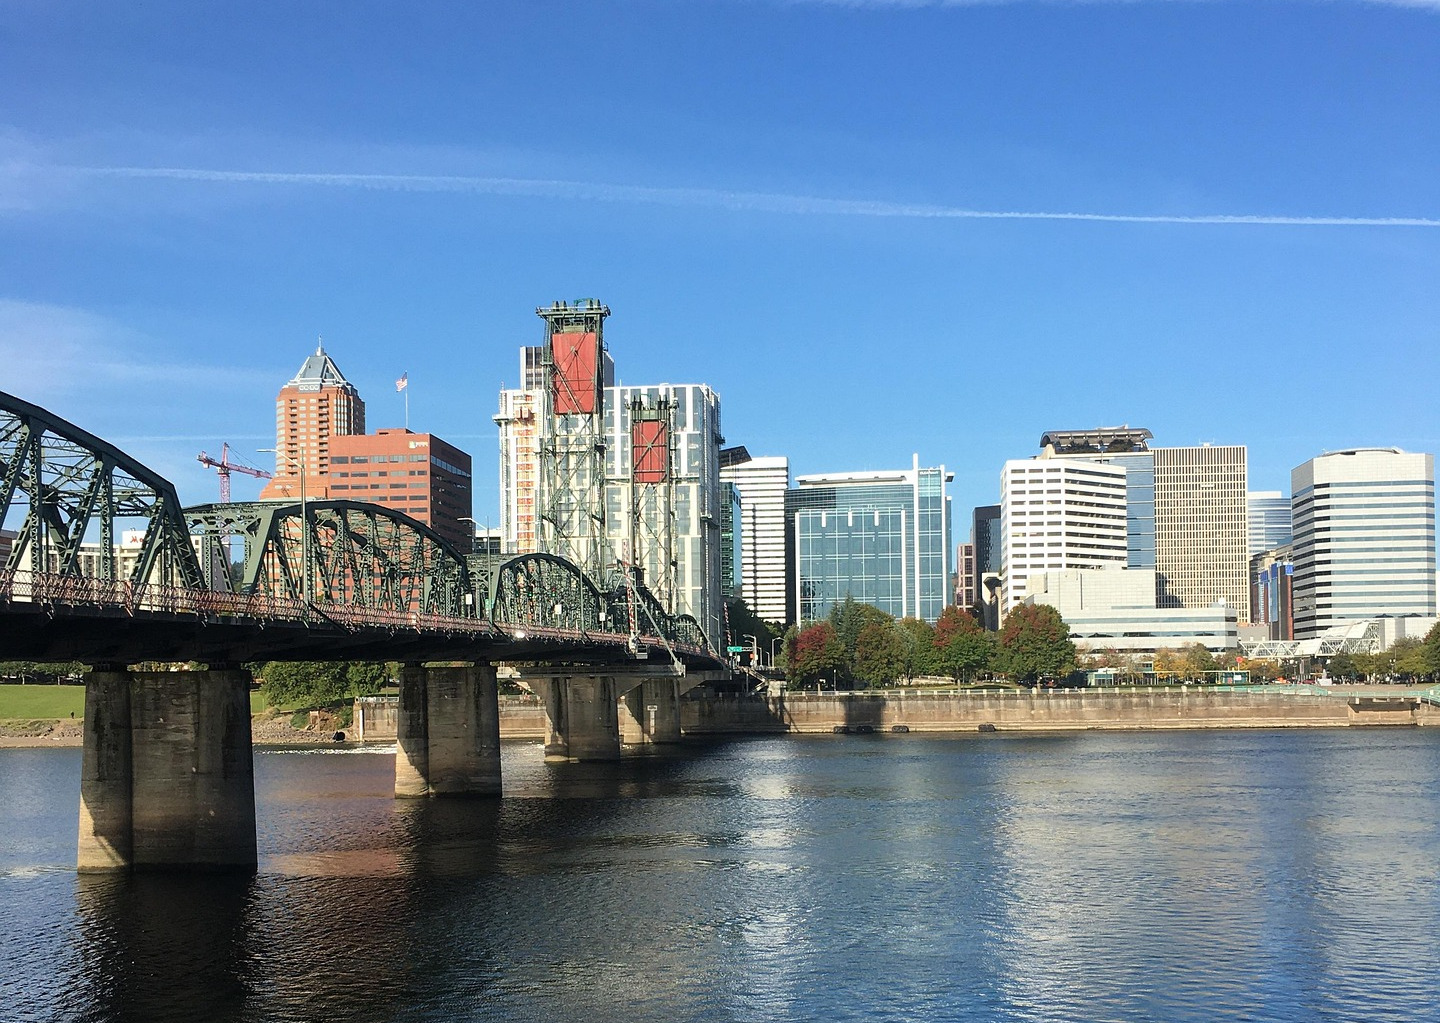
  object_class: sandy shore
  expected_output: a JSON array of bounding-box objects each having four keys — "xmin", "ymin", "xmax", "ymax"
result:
[{"xmin": 0, "ymin": 715, "xmax": 346, "ymax": 749}]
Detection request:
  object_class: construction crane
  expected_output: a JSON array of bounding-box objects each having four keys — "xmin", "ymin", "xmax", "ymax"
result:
[{"xmin": 198, "ymin": 443, "xmax": 272, "ymax": 502}]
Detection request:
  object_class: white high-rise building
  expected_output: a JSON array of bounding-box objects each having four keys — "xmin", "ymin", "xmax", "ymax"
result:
[
  {"xmin": 719, "ymin": 453, "xmax": 790, "ymax": 625},
  {"xmin": 1000, "ymin": 458, "xmax": 1128, "ymax": 612},
  {"xmin": 1291, "ymin": 448, "xmax": 1436, "ymax": 640},
  {"xmin": 496, "ymin": 357, "xmax": 726, "ymax": 645}
]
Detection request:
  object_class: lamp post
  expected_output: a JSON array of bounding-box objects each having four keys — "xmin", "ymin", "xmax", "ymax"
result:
[
  {"xmin": 260, "ymin": 448, "xmax": 311, "ymax": 605},
  {"xmin": 771, "ymin": 635, "xmax": 783, "ymax": 669},
  {"xmin": 743, "ymin": 633, "xmax": 757, "ymax": 667}
]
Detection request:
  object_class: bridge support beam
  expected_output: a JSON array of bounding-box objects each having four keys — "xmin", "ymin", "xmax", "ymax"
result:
[
  {"xmin": 539, "ymin": 675, "xmax": 621, "ymax": 762},
  {"xmin": 395, "ymin": 663, "xmax": 501, "ymax": 797},
  {"xmin": 78, "ymin": 668, "xmax": 256, "ymax": 872},
  {"xmin": 619, "ymin": 677, "xmax": 682, "ymax": 748}
]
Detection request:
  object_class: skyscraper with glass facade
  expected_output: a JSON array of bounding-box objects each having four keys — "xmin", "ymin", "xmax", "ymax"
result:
[
  {"xmin": 1248, "ymin": 491, "xmax": 1293, "ymax": 556},
  {"xmin": 786, "ymin": 456, "xmax": 952, "ymax": 624},
  {"xmin": 1291, "ymin": 448, "xmax": 1436, "ymax": 639}
]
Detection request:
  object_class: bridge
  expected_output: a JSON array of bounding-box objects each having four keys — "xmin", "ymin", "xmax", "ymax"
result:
[{"xmin": 0, "ymin": 389, "xmax": 727, "ymax": 873}]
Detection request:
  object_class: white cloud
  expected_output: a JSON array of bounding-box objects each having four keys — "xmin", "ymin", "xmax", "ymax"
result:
[{"xmin": 67, "ymin": 165, "xmax": 1440, "ymax": 228}]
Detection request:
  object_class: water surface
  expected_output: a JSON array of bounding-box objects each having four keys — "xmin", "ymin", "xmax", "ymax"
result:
[{"xmin": 3, "ymin": 730, "xmax": 1438, "ymax": 1022}]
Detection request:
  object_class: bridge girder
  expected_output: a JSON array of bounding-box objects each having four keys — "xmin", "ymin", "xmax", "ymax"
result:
[
  {"xmin": 185, "ymin": 500, "xmax": 475, "ymax": 618},
  {"xmin": 0, "ymin": 390, "xmax": 203, "ymax": 589}
]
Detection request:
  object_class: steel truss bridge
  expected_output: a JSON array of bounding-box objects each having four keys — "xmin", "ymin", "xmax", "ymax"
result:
[{"xmin": 0, "ymin": 390, "xmax": 718, "ymax": 667}]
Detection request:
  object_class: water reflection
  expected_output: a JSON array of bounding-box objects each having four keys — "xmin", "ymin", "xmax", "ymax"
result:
[
  {"xmin": 73, "ymin": 873, "xmax": 258, "ymax": 1023},
  {"xmin": 8, "ymin": 732, "xmax": 1440, "ymax": 1023}
]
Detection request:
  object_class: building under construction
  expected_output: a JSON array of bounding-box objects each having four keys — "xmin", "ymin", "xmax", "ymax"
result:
[{"xmin": 495, "ymin": 301, "xmax": 725, "ymax": 645}]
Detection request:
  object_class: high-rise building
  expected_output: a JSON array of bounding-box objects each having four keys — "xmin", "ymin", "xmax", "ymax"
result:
[
  {"xmin": 324, "ymin": 429, "xmax": 473, "ymax": 551},
  {"xmin": 956, "ymin": 542, "xmax": 976, "ymax": 611},
  {"xmin": 999, "ymin": 458, "xmax": 1128, "ymax": 611},
  {"xmin": 1039, "ymin": 429, "xmax": 1155, "ymax": 569},
  {"xmin": 495, "ymin": 340, "xmax": 725, "ymax": 645},
  {"xmin": 971, "ymin": 504, "xmax": 1002, "ymax": 628},
  {"xmin": 1248, "ymin": 490, "xmax": 1293, "ymax": 555},
  {"xmin": 604, "ymin": 383, "xmax": 726, "ymax": 646},
  {"xmin": 1152, "ymin": 445, "xmax": 1248, "ymax": 614},
  {"xmin": 1250, "ymin": 545, "xmax": 1294, "ymax": 641},
  {"xmin": 719, "ymin": 450, "xmax": 790, "ymax": 626},
  {"xmin": 786, "ymin": 455, "xmax": 952, "ymax": 624},
  {"xmin": 1291, "ymin": 448, "xmax": 1436, "ymax": 639},
  {"xmin": 1037, "ymin": 429, "xmax": 1249, "ymax": 619},
  {"xmin": 259, "ymin": 343, "xmax": 365, "ymax": 499}
]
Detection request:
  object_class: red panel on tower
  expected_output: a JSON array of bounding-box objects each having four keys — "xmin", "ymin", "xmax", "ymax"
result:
[
  {"xmin": 551, "ymin": 331, "xmax": 600, "ymax": 415},
  {"xmin": 632, "ymin": 419, "xmax": 669, "ymax": 483}
]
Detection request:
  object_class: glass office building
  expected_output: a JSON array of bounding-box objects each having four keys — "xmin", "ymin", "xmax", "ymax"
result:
[{"xmin": 786, "ymin": 456, "xmax": 952, "ymax": 624}]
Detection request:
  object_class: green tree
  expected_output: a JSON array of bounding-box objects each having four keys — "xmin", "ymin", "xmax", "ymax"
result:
[
  {"xmin": 257, "ymin": 661, "xmax": 392, "ymax": 707},
  {"xmin": 854, "ymin": 621, "xmax": 907, "ymax": 687},
  {"xmin": 1392, "ymin": 638, "xmax": 1430, "ymax": 680},
  {"xmin": 1326, "ymin": 652, "xmax": 1361, "ymax": 681},
  {"xmin": 1424, "ymin": 621, "xmax": 1440, "ymax": 676},
  {"xmin": 725, "ymin": 597, "xmax": 782, "ymax": 661},
  {"xmin": 995, "ymin": 604, "xmax": 1076, "ymax": 683},
  {"xmin": 895, "ymin": 617, "xmax": 938, "ymax": 680},
  {"xmin": 933, "ymin": 605, "xmax": 993, "ymax": 682},
  {"xmin": 1181, "ymin": 643, "xmax": 1218, "ymax": 681},
  {"xmin": 828, "ymin": 597, "xmax": 893, "ymax": 682}
]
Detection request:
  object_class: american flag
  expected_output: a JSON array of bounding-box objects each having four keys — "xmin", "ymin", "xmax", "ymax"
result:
[{"xmin": 395, "ymin": 372, "xmax": 408, "ymax": 392}]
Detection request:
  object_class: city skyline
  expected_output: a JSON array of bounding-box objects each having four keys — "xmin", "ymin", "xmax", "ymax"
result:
[{"xmin": 2, "ymin": 1, "xmax": 1436, "ymax": 527}]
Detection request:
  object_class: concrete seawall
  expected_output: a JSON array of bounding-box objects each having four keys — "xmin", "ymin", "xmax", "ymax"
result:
[
  {"xmin": 351, "ymin": 688, "xmax": 1439, "ymax": 742},
  {"xmin": 681, "ymin": 687, "xmax": 1440, "ymax": 734}
]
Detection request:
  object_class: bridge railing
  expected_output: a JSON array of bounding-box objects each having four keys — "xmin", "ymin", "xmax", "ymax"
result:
[{"xmin": 1, "ymin": 567, "xmax": 714, "ymax": 660}]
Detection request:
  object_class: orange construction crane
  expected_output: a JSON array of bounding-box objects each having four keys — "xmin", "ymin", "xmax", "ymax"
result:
[{"xmin": 198, "ymin": 443, "xmax": 272, "ymax": 502}]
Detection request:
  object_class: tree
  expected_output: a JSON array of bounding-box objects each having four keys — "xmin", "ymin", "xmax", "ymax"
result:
[
  {"xmin": 1392, "ymin": 638, "xmax": 1431, "ymax": 680},
  {"xmin": 1151, "ymin": 648, "xmax": 1182, "ymax": 681},
  {"xmin": 725, "ymin": 597, "xmax": 781, "ymax": 661},
  {"xmin": 257, "ymin": 661, "xmax": 394, "ymax": 707},
  {"xmin": 828, "ymin": 596, "xmax": 893, "ymax": 680},
  {"xmin": 1181, "ymin": 644, "xmax": 1218, "ymax": 681},
  {"xmin": 895, "ymin": 617, "xmax": 938, "ymax": 680},
  {"xmin": 854, "ymin": 621, "xmax": 907, "ymax": 687},
  {"xmin": 1424, "ymin": 621, "xmax": 1440, "ymax": 677},
  {"xmin": 789, "ymin": 623, "xmax": 846, "ymax": 686},
  {"xmin": 1326, "ymin": 652, "xmax": 1361, "ymax": 681},
  {"xmin": 933, "ymin": 605, "xmax": 993, "ymax": 682},
  {"xmin": 994, "ymin": 604, "xmax": 1076, "ymax": 683}
]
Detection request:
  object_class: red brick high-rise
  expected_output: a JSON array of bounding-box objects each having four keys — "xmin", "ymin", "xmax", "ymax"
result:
[{"xmin": 259, "ymin": 343, "xmax": 365, "ymax": 500}]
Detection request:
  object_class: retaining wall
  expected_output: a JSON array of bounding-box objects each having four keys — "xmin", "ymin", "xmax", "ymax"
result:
[{"xmin": 681, "ymin": 688, "xmax": 1440, "ymax": 734}]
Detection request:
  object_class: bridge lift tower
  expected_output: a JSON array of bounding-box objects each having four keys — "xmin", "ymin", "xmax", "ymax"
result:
[
  {"xmin": 627, "ymin": 395, "xmax": 677, "ymax": 616},
  {"xmin": 535, "ymin": 300, "xmax": 612, "ymax": 585}
]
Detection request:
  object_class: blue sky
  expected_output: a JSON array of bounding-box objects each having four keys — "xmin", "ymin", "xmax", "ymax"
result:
[{"xmin": 1, "ymin": 0, "xmax": 1437, "ymax": 528}]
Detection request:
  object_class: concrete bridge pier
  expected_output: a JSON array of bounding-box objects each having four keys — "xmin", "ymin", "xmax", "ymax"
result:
[
  {"xmin": 536, "ymin": 674, "xmax": 622, "ymax": 762},
  {"xmin": 395, "ymin": 663, "xmax": 502, "ymax": 797},
  {"xmin": 78, "ymin": 667, "xmax": 257, "ymax": 873},
  {"xmin": 619, "ymin": 677, "xmax": 683, "ymax": 748}
]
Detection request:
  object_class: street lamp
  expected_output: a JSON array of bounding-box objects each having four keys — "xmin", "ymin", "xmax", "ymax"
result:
[
  {"xmin": 770, "ymin": 635, "xmax": 783, "ymax": 668},
  {"xmin": 743, "ymin": 633, "xmax": 757, "ymax": 667},
  {"xmin": 259, "ymin": 448, "xmax": 311, "ymax": 605}
]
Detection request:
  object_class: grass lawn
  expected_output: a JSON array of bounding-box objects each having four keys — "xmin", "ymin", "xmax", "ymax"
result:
[{"xmin": 0, "ymin": 684, "xmax": 86, "ymax": 719}]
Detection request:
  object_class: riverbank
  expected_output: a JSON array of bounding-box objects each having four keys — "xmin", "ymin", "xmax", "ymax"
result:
[
  {"xmin": 0, "ymin": 709, "xmax": 350, "ymax": 748},
  {"xmin": 682, "ymin": 685, "xmax": 1440, "ymax": 733},
  {"xmin": 7, "ymin": 685, "xmax": 1437, "ymax": 748}
]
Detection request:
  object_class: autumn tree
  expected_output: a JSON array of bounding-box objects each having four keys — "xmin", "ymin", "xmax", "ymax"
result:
[
  {"xmin": 788, "ymin": 623, "xmax": 847, "ymax": 686},
  {"xmin": 994, "ymin": 603, "xmax": 1076, "ymax": 683}
]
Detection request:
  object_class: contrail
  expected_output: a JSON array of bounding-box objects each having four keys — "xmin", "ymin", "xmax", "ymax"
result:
[{"xmin": 71, "ymin": 165, "xmax": 1440, "ymax": 228}]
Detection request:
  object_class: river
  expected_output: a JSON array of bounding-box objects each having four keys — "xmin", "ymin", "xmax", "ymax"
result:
[{"xmin": 3, "ymin": 729, "xmax": 1439, "ymax": 1022}]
